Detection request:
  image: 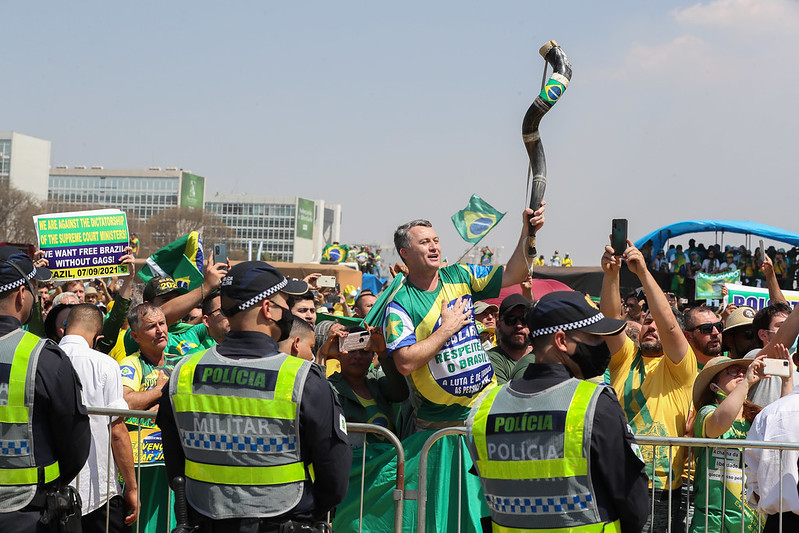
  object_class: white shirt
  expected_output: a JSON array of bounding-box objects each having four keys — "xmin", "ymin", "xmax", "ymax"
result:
[
  {"xmin": 59, "ymin": 334, "xmax": 129, "ymax": 515},
  {"xmin": 745, "ymin": 385, "xmax": 799, "ymax": 515}
]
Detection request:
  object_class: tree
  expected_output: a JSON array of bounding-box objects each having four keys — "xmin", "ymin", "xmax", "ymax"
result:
[
  {"xmin": 138, "ymin": 207, "xmax": 237, "ymax": 258},
  {"xmin": 0, "ymin": 185, "xmax": 44, "ymax": 244}
]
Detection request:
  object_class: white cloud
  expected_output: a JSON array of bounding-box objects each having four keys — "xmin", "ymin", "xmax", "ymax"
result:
[
  {"xmin": 673, "ymin": 0, "xmax": 799, "ymax": 33},
  {"xmin": 624, "ymin": 34, "xmax": 711, "ymax": 75}
]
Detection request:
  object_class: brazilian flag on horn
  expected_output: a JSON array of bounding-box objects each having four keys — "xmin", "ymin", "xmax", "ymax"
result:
[
  {"xmin": 451, "ymin": 194, "xmax": 506, "ymax": 245},
  {"xmin": 137, "ymin": 231, "xmax": 205, "ymax": 292},
  {"xmin": 321, "ymin": 243, "xmax": 349, "ymax": 263}
]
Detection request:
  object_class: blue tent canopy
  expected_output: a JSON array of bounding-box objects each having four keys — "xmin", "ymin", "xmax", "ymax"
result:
[{"xmin": 634, "ymin": 220, "xmax": 799, "ymax": 253}]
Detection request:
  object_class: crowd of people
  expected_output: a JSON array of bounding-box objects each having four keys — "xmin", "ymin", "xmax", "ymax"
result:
[
  {"xmin": 644, "ymin": 239, "xmax": 798, "ymax": 301},
  {"xmin": 3, "ymin": 204, "xmax": 799, "ymax": 532}
]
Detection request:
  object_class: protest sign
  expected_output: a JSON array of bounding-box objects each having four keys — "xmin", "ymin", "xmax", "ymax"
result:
[
  {"xmin": 695, "ymin": 270, "xmax": 741, "ymax": 300},
  {"xmin": 724, "ymin": 283, "xmax": 799, "ymax": 311},
  {"xmin": 33, "ymin": 209, "xmax": 129, "ymax": 281}
]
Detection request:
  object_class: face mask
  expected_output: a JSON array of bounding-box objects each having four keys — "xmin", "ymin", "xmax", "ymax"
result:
[
  {"xmin": 710, "ymin": 383, "xmax": 728, "ymax": 400},
  {"xmin": 272, "ymin": 303, "xmax": 294, "ymax": 342},
  {"xmin": 568, "ymin": 337, "xmax": 611, "ymax": 379}
]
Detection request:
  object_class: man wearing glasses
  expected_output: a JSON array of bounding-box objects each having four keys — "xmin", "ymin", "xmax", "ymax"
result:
[
  {"xmin": 201, "ymin": 292, "xmax": 229, "ymax": 345},
  {"xmin": 683, "ymin": 307, "xmax": 724, "ymax": 368},
  {"xmin": 600, "ymin": 241, "xmax": 698, "ymax": 533},
  {"xmin": 487, "ymin": 294, "xmax": 532, "ymax": 384}
]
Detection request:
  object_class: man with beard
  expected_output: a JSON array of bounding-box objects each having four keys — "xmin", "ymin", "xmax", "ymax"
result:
[
  {"xmin": 487, "ymin": 294, "xmax": 532, "ymax": 384},
  {"xmin": 683, "ymin": 307, "xmax": 724, "ymax": 368},
  {"xmin": 600, "ymin": 240, "xmax": 697, "ymax": 533}
]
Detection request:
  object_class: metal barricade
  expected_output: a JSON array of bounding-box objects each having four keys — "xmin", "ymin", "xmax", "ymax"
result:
[
  {"xmin": 83, "ymin": 406, "xmax": 159, "ymax": 533},
  {"xmin": 81, "ymin": 411, "xmax": 408, "ymax": 533},
  {"xmin": 346, "ymin": 423, "xmax": 407, "ymax": 533},
  {"xmin": 415, "ymin": 429, "xmax": 799, "ymax": 533},
  {"xmin": 416, "ymin": 427, "xmax": 468, "ymax": 533},
  {"xmin": 636, "ymin": 435, "xmax": 799, "ymax": 533}
]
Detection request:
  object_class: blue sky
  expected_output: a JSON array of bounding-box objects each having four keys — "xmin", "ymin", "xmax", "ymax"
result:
[{"xmin": 5, "ymin": 1, "xmax": 799, "ymax": 265}]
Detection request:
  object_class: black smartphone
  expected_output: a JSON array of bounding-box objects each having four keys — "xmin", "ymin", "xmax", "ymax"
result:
[
  {"xmin": 213, "ymin": 244, "xmax": 227, "ymax": 262},
  {"xmin": 611, "ymin": 219, "xmax": 628, "ymax": 256}
]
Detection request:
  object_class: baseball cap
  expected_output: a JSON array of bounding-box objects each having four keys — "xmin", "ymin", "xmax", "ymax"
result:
[
  {"xmin": 528, "ymin": 290, "xmax": 625, "ymax": 338},
  {"xmin": 220, "ymin": 261, "xmax": 308, "ymax": 316},
  {"xmin": 724, "ymin": 306, "xmax": 756, "ymax": 332},
  {"xmin": 143, "ymin": 276, "xmax": 179, "ymax": 302},
  {"xmin": 474, "ymin": 301, "xmax": 499, "ymax": 315},
  {"xmin": 0, "ymin": 247, "xmax": 52, "ymax": 294},
  {"xmin": 498, "ymin": 293, "xmax": 529, "ymax": 318}
]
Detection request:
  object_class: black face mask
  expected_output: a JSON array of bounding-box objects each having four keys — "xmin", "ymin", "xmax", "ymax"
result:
[
  {"xmin": 272, "ymin": 303, "xmax": 294, "ymax": 343},
  {"xmin": 568, "ymin": 337, "xmax": 611, "ymax": 379}
]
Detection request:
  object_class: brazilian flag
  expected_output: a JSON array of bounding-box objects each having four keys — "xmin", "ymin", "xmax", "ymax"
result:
[
  {"xmin": 450, "ymin": 194, "xmax": 505, "ymax": 244},
  {"xmin": 137, "ymin": 232, "xmax": 204, "ymax": 292},
  {"xmin": 321, "ymin": 243, "xmax": 349, "ymax": 263}
]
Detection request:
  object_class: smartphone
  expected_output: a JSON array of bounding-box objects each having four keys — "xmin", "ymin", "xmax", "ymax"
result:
[
  {"xmin": 339, "ymin": 331, "xmax": 371, "ymax": 352},
  {"xmin": 318, "ymin": 275, "xmax": 336, "ymax": 288},
  {"xmin": 611, "ymin": 219, "xmax": 628, "ymax": 256},
  {"xmin": 759, "ymin": 239, "xmax": 765, "ymax": 255},
  {"xmin": 213, "ymin": 244, "xmax": 227, "ymax": 262},
  {"xmin": 762, "ymin": 358, "xmax": 791, "ymax": 377}
]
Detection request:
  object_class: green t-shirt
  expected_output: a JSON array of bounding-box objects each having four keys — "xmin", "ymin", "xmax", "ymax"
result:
[
  {"xmin": 384, "ymin": 264, "xmax": 502, "ymax": 422},
  {"xmin": 690, "ymin": 404, "xmax": 764, "ymax": 533},
  {"xmin": 487, "ymin": 346, "xmax": 520, "ymax": 385},
  {"xmin": 509, "ymin": 351, "xmax": 536, "ymax": 382}
]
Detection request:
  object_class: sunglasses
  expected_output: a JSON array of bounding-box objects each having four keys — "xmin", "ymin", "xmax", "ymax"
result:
[
  {"xmin": 689, "ymin": 322, "xmax": 724, "ymax": 334},
  {"xmin": 722, "ymin": 366, "xmax": 746, "ymax": 378},
  {"xmin": 502, "ymin": 315, "xmax": 526, "ymax": 327}
]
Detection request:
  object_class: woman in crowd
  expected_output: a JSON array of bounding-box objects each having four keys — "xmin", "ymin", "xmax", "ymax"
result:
[
  {"xmin": 327, "ymin": 325, "xmax": 409, "ymax": 445},
  {"xmin": 690, "ymin": 353, "xmax": 780, "ymax": 533}
]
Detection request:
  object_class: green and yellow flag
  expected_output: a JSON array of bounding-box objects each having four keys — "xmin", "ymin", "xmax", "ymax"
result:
[
  {"xmin": 137, "ymin": 232, "xmax": 204, "ymax": 292},
  {"xmin": 451, "ymin": 194, "xmax": 505, "ymax": 245}
]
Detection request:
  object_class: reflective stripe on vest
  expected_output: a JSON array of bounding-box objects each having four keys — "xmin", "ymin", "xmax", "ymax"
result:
[
  {"xmin": 491, "ymin": 519, "xmax": 621, "ymax": 533},
  {"xmin": 468, "ymin": 379, "xmax": 613, "ymax": 532},
  {"xmin": 170, "ymin": 347, "xmax": 310, "ymax": 519},
  {"xmin": 0, "ymin": 330, "xmax": 60, "ymax": 511}
]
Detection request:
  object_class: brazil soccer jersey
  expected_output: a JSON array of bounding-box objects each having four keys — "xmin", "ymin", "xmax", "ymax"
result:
[{"xmin": 384, "ymin": 263, "xmax": 502, "ymax": 422}]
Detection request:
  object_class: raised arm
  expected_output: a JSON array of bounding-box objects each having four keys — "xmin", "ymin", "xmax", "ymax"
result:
[
  {"xmin": 503, "ymin": 203, "xmax": 546, "ymax": 287},
  {"xmin": 625, "ymin": 242, "xmax": 690, "ymax": 365},
  {"xmin": 761, "ymin": 254, "xmax": 788, "ymax": 306},
  {"xmin": 391, "ymin": 297, "xmax": 473, "ymax": 375},
  {"xmin": 159, "ymin": 252, "xmax": 228, "ymax": 326},
  {"xmin": 705, "ymin": 355, "xmax": 765, "ymax": 438},
  {"xmin": 600, "ymin": 243, "xmax": 627, "ymax": 355}
]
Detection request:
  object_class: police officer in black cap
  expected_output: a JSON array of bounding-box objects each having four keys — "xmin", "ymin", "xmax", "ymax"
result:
[
  {"xmin": 466, "ymin": 291, "xmax": 650, "ymax": 533},
  {"xmin": 0, "ymin": 247, "xmax": 91, "ymax": 532},
  {"xmin": 157, "ymin": 261, "xmax": 352, "ymax": 533}
]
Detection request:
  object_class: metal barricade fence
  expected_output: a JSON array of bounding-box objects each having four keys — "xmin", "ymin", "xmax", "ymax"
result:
[
  {"xmin": 83, "ymin": 406, "xmax": 159, "ymax": 533},
  {"xmin": 346, "ymin": 423, "xmax": 406, "ymax": 533},
  {"xmin": 415, "ymin": 429, "xmax": 799, "ymax": 533},
  {"xmin": 80, "ymin": 410, "xmax": 407, "ymax": 533}
]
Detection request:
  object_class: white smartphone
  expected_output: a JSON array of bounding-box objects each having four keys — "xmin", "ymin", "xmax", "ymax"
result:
[
  {"xmin": 339, "ymin": 331, "xmax": 371, "ymax": 352},
  {"xmin": 762, "ymin": 358, "xmax": 791, "ymax": 377},
  {"xmin": 318, "ymin": 275, "xmax": 336, "ymax": 288}
]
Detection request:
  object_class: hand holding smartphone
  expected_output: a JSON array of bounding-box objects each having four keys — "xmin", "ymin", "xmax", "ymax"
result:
[{"xmin": 611, "ymin": 219, "xmax": 628, "ymax": 256}]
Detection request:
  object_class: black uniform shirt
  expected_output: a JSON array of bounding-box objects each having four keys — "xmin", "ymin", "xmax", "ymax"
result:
[
  {"xmin": 509, "ymin": 363, "xmax": 650, "ymax": 533},
  {"xmin": 0, "ymin": 315, "xmax": 90, "ymax": 490},
  {"xmin": 157, "ymin": 330, "xmax": 352, "ymax": 522}
]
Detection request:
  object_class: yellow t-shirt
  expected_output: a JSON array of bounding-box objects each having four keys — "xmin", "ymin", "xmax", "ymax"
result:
[{"xmin": 609, "ymin": 337, "xmax": 698, "ymax": 489}]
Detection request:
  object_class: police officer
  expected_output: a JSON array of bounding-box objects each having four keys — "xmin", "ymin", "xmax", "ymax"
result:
[
  {"xmin": 157, "ymin": 261, "xmax": 352, "ymax": 533},
  {"xmin": 0, "ymin": 247, "xmax": 90, "ymax": 532},
  {"xmin": 466, "ymin": 291, "xmax": 649, "ymax": 532}
]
